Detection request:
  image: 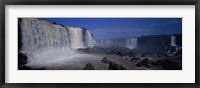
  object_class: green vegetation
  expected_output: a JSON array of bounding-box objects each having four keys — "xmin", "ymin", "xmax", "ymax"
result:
[
  {"xmin": 102, "ymin": 56, "xmax": 107, "ymax": 60},
  {"xmin": 101, "ymin": 56, "xmax": 111, "ymax": 64},
  {"xmin": 108, "ymin": 61, "xmax": 126, "ymax": 70},
  {"xmin": 101, "ymin": 56, "xmax": 126, "ymax": 70},
  {"xmin": 83, "ymin": 63, "xmax": 95, "ymax": 70},
  {"xmin": 52, "ymin": 22, "xmax": 57, "ymax": 25}
]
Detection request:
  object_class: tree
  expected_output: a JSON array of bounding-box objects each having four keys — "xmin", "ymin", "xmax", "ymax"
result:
[
  {"xmin": 83, "ymin": 63, "xmax": 95, "ymax": 70},
  {"xmin": 108, "ymin": 61, "xmax": 126, "ymax": 70},
  {"xmin": 52, "ymin": 22, "xmax": 57, "ymax": 25},
  {"xmin": 101, "ymin": 57, "xmax": 110, "ymax": 64}
]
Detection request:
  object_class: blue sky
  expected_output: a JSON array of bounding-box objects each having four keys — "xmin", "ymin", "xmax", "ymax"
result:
[{"xmin": 38, "ymin": 18, "xmax": 182, "ymax": 39}]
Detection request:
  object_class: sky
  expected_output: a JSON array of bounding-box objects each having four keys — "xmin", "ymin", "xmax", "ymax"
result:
[{"xmin": 38, "ymin": 18, "xmax": 182, "ymax": 40}]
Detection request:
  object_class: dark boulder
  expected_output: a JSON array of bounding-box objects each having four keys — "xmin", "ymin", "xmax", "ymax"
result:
[
  {"xmin": 125, "ymin": 58, "xmax": 129, "ymax": 60},
  {"xmin": 130, "ymin": 57, "xmax": 140, "ymax": 62},
  {"xmin": 136, "ymin": 58, "xmax": 151, "ymax": 67},
  {"xmin": 151, "ymin": 59, "xmax": 182, "ymax": 70}
]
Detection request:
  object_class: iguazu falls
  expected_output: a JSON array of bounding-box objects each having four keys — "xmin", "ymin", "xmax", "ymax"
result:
[{"xmin": 18, "ymin": 18, "xmax": 182, "ymax": 70}]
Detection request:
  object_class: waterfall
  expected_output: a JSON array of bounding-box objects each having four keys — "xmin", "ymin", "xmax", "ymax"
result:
[
  {"xmin": 68, "ymin": 27, "xmax": 85, "ymax": 49},
  {"xmin": 171, "ymin": 36, "xmax": 176, "ymax": 47},
  {"xmin": 19, "ymin": 18, "xmax": 181, "ymax": 66},
  {"xmin": 84, "ymin": 29, "xmax": 94, "ymax": 48},
  {"xmin": 94, "ymin": 38, "xmax": 137, "ymax": 49},
  {"xmin": 167, "ymin": 36, "xmax": 182, "ymax": 56},
  {"xmin": 94, "ymin": 39, "xmax": 112, "ymax": 47},
  {"xmin": 125, "ymin": 38, "xmax": 137, "ymax": 49},
  {"xmin": 19, "ymin": 18, "xmax": 94, "ymax": 65}
]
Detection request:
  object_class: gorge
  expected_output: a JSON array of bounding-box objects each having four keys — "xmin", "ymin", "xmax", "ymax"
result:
[{"xmin": 18, "ymin": 18, "xmax": 182, "ymax": 70}]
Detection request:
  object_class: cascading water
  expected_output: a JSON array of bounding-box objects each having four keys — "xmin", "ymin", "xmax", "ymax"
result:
[
  {"xmin": 94, "ymin": 38, "xmax": 137, "ymax": 49},
  {"xmin": 19, "ymin": 18, "xmax": 94, "ymax": 66},
  {"xmin": 84, "ymin": 29, "xmax": 94, "ymax": 48},
  {"xmin": 19, "ymin": 18, "xmax": 181, "ymax": 68},
  {"xmin": 125, "ymin": 38, "xmax": 137, "ymax": 49},
  {"xmin": 68, "ymin": 27, "xmax": 85, "ymax": 49},
  {"xmin": 167, "ymin": 36, "xmax": 182, "ymax": 56},
  {"xmin": 171, "ymin": 36, "xmax": 176, "ymax": 47}
]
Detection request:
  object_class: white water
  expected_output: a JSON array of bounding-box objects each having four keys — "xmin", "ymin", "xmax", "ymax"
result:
[
  {"xmin": 167, "ymin": 36, "xmax": 182, "ymax": 56},
  {"xmin": 19, "ymin": 18, "xmax": 94, "ymax": 65},
  {"xmin": 19, "ymin": 18, "xmax": 180, "ymax": 67},
  {"xmin": 125, "ymin": 38, "xmax": 137, "ymax": 49},
  {"xmin": 171, "ymin": 36, "xmax": 176, "ymax": 47},
  {"xmin": 68, "ymin": 27, "xmax": 85, "ymax": 49},
  {"xmin": 84, "ymin": 30, "xmax": 94, "ymax": 48},
  {"xmin": 94, "ymin": 38, "xmax": 137, "ymax": 49}
]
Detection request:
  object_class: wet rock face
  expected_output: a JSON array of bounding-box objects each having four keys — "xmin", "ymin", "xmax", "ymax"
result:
[
  {"xmin": 18, "ymin": 18, "xmax": 22, "ymax": 50},
  {"xmin": 137, "ymin": 35, "xmax": 171, "ymax": 53},
  {"xmin": 137, "ymin": 34, "xmax": 182, "ymax": 53},
  {"xmin": 18, "ymin": 53, "xmax": 31, "ymax": 70},
  {"xmin": 18, "ymin": 53, "xmax": 28, "ymax": 67}
]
